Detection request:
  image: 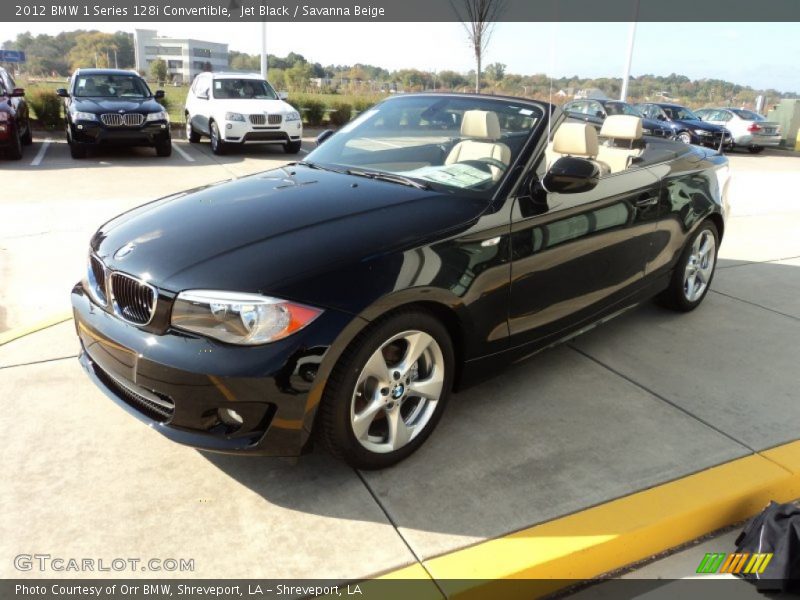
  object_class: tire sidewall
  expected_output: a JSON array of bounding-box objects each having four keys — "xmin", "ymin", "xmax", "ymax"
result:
[{"xmin": 324, "ymin": 311, "xmax": 455, "ymax": 469}]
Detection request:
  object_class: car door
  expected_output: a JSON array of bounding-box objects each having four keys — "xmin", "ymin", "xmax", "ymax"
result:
[
  {"xmin": 508, "ymin": 150, "xmax": 662, "ymax": 347},
  {"xmin": 190, "ymin": 74, "xmax": 212, "ymax": 134},
  {"xmin": 1, "ymin": 71, "xmax": 26, "ymax": 132}
]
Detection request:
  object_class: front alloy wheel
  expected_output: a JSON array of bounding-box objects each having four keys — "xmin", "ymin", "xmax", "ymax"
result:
[
  {"xmin": 658, "ymin": 221, "xmax": 719, "ymax": 311},
  {"xmin": 319, "ymin": 310, "xmax": 454, "ymax": 469},
  {"xmin": 210, "ymin": 121, "xmax": 225, "ymax": 155},
  {"xmin": 677, "ymin": 131, "xmax": 692, "ymax": 144}
]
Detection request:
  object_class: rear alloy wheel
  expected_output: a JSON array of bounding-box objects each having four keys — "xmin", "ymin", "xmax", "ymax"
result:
[
  {"xmin": 748, "ymin": 146, "xmax": 764, "ymax": 154},
  {"xmin": 285, "ymin": 140, "xmax": 302, "ymax": 154},
  {"xmin": 209, "ymin": 121, "xmax": 225, "ymax": 155},
  {"xmin": 185, "ymin": 115, "xmax": 200, "ymax": 143},
  {"xmin": 659, "ymin": 221, "xmax": 718, "ymax": 312},
  {"xmin": 319, "ymin": 310, "xmax": 454, "ymax": 469},
  {"xmin": 677, "ymin": 131, "xmax": 692, "ymax": 144},
  {"xmin": 21, "ymin": 122, "xmax": 33, "ymax": 145}
]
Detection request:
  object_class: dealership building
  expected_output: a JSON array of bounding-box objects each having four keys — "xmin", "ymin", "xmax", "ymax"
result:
[{"xmin": 133, "ymin": 29, "xmax": 228, "ymax": 84}]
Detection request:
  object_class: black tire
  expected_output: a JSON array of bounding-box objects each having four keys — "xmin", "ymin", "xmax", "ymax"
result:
[
  {"xmin": 185, "ymin": 115, "xmax": 201, "ymax": 143},
  {"xmin": 658, "ymin": 220, "xmax": 719, "ymax": 312},
  {"xmin": 319, "ymin": 309, "xmax": 455, "ymax": 470},
  {"xmin": 69, "ymin": 141, "xmax": 87, "ymax": 159},
  {"xmin": 155, "ymin": 139, "xmax": 172, "ymax": 157},
  {"xmin": 209, "ymin": 121, "xmax": 226, "ymax": 155},
  {"xmin": 21, "ymin": 121, "xmax": 33, "ymax": 146},
  {"xmin": 748, "ymin": 146, "xmax": 764, "ymax": 154},
  {"xmin": 6, "ymin": 126, "xmax": 22, "ymax": 160},
  {"xmin": 284, "ymin": 140, "xmax": 302, "ymax": 154}
]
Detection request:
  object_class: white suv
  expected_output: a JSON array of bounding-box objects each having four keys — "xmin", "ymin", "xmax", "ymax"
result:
[{"xmin": 185, "ymin": 72, "xmax": 302, "ymax": 155}]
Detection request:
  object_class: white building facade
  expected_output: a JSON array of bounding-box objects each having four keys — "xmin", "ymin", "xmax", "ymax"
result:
[{"xmin": 134, "ymin": 29, "xmax": 228, "ymax": 84}]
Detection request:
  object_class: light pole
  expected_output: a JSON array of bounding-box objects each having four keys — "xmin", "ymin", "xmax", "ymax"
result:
[
  {"xmin": 260, "ymin": 20, "xmax": 268, "ymax": 80},
  {"xmin": 620, "ymin": 0, "xmax": 640, "ymax": 102}
]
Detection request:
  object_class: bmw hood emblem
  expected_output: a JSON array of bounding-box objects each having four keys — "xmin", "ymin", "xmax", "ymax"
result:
[{"xmin": 114, "ymin": 242, "xmax": 136, "ymax": 259}]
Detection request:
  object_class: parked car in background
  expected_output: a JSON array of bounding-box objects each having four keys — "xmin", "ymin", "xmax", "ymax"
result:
[
  {"xmin": 694, "ymin": 107, "xmax": 780, "ymax": 153},
  {"xmin": 57, "ymin": 68, "xmax": 171, "ymax": 159},
  {"xmin": 562, "ymin": 98, "xmax": 672, "ymax": 138},
  {"xmin": 72, "ymin": 93, "xmax": 729, "ymax": 469},
  {"xmin": 0, "ymin": 66, "xmax": 32, "ymax": 159},
  {"xmin": 184, "ymin": 72, "xmax": 302, "ymax": 155},
  {"xmin": 635, "ymin": 102, "xmax": 733, "ymax": 149}
]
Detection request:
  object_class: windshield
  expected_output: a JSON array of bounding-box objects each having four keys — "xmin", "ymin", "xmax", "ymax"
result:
[
  {"xmin": 662, "ymin": 106, "xmax": 699, "ymax": 120},
  {"xmin": 732, "ymin": 109, "xmax": 765, "ymax": 121},
  {"xmin": 74, "ymin": 74, "xmax": 151, "ymax": 98},
  {"xmin": 305, "ymin": 95, "xmax": 544, "ymax": 195},
  {"xmin": 213, "ymin": 78, "xmax": 278, "ymax": 100},
  {"xmin": 604, "ymin": 102, "xmax": 639, "ymax": 116}
]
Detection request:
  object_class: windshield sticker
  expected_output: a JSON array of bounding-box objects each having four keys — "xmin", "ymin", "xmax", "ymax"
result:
[
  {"xmin": 519, "ymin": 109, "xmax": 533, "ymax": 115},
  {"xmin": 407, "ymin": 164, "xmax": 493, "ymax": 189}
]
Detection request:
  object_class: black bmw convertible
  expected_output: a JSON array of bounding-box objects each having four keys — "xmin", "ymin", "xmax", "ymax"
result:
[{"xmin": 72, "ymin": 93, "xmax": 730, "ymax": 469}]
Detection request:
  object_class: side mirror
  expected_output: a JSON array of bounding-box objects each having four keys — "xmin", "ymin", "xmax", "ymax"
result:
[
  {"xmin": 542, "ymin": 156, "xmax": 600, "ymax": 194},
  {"xmin": 316, "ymin": 129, "xmax": 334, "ymax": 146},
  {"xmin": 56, "ymin": 88, "xmax": 69, "ymax": 98},
  {"xmin": 595, "ymin": 111, "xmax": 605, "ymax": 118},
  {"xmin": 197, "ymin": 90, "xmax": 209, "ymax": 100},
  {"xmin": 657, "ymin": 115, "xmax": 666, "ymax": 121},
  {"xmin": 154, "ymin": 90, "xmax": 165, "ymax": 99},
  {"xmin": 11, "ymin": 88, "xmax": 25, "ymax": 97},
  {"xmin": 278, "ymin": 91, "xmax": 289, "ymax": 101}
]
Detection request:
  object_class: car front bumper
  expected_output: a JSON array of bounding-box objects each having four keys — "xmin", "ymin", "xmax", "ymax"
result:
[
  {"xmin": 70, "ymin": 120, "xmax": 171, "ymax": 146},
  {"xmin": 71, "ymin": 282, "xmax": 355, "ymax": 456},
  {"xmin": 222, "ymin": 119, "xmax": 302, "ymax": 144}
]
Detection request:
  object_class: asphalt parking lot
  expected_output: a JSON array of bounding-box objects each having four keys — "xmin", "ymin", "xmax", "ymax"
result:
[{"xmin": 1, "ymin": 138, "xmax": 799, "ymax": 589}]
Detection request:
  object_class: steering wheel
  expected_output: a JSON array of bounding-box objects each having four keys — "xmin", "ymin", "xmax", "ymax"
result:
[{"xmin": 459, "ymin": 157, "xmax": 509, "ymax": 175}]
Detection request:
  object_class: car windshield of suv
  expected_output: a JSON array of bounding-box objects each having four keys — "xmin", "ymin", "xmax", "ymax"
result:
[
  {"xmin": 74, "ymin": 74, "xmax": 150, "ymax": 98},
  {"xmin": 213, "ymin": 78, "xmax": 278, "ymax": 100},
  {"xmin": 663, "ymin": 106, "xmax": 700, "ymax": 120},
  {"xmin": 305, "ymin": 95, "xmax": 544, "ymax": 195},
  {"xmin": 604, "ymin": 102, "xmax": 639, "ymax": 116},
  {"xmin": 732, "ymin": 109, "xmax": 765, "ymax": 121}
]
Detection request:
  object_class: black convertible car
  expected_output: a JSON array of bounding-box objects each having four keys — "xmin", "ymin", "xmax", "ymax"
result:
[{"xmin": 72, "ymin": 93, "xmax": 730, "ymax": 469}]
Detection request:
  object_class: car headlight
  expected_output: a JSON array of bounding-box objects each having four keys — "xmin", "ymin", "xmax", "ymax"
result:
[
  {"xmin": 225, "ymin": 112, "xmax": 246, "ymax": 122},
  {"xmin": 171, "ymin": 290, "xmax": 323, "ymax": 345},
  {"xmin": 72, "ymin": 111, "xmax": 97, "ymax": 121},
  {"xmin": 642, "ymin": 128, "xmax": 652, "ymax": 135},
  {"xmin": 694, "ymin": 129, "xmax": 713, "ymax": 136},
  {"xmin": 146, "ymin": 110, "xmax": 169, "ymax": 122},
  {"xmin": 0, "ymin": 112, "xmax": 8, "ymax": 122},
  {"xmin": 284, "ymin": 111, "xmax": 301, "ymax": 122}
]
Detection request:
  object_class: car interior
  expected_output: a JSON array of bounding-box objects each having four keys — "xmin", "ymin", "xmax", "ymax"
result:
[{"xmin": 444, "ymin": 110, "xmax": 512, "ymax": 181}]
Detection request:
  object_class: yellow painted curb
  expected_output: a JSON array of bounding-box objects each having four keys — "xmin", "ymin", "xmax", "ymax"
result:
[
  {"xmin": 0, "ymin": 311, "xmax": 73, "ymax": 346},
  {"xmin": 401, "ymin": 441, "xmax": 800, "ymax": 599}
]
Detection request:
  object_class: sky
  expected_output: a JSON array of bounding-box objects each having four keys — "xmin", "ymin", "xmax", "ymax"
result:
[{"xmin": 1, "ymin": 21, "xmax": 797, "ymax": 93}]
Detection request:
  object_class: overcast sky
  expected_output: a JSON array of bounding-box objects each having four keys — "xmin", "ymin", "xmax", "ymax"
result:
[{"xmin": 1, "ymin": 21, "xmax": 797, "ymax": 92}]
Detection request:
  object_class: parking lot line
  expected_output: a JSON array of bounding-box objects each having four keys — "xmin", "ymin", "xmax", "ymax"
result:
[
  {"xmin": 30, "ymin": 138, "xmax": 52, "ymax": 166},
  {"xmin": 172, "ymin": 142, "xmax": 195, "ymax": 162}
]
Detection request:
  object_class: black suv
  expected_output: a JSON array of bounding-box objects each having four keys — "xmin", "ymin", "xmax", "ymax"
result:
[{"xmin": 57, "ymin": 69, "xmax": 171, "ymax": 158}]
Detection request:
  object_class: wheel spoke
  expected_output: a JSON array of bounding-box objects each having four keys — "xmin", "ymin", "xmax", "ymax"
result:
[
  {"xmin": 352, "ymin": 396, "xmax": 383, "ymax": 440},
  {"xmin": 407, "ymin": 367, "xmax": 444, "ymax": 400},
  {"xmin": 685, "ymin": 273, "xmax": 696, "ymax": 298},
  {"xmin": 386, "ymin": 408, "xmax": 412, "ymax": 450},
  {"xmin": 361, "ymin": 349, "xmax": 392, "ymax": 386},
  {"xmin": 398, "ymin": 332, "xmax": 433, "ymax": 376}
]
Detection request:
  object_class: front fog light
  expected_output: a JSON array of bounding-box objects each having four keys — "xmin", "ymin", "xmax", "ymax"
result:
[{"xmin": 219, "ymin": 408, "xmax": 243, "ymax": 427}]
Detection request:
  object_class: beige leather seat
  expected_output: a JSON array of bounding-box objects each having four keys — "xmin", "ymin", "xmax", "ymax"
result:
[
  {"xmin": 446, "ymin": 110, "xmax": 511, "ymax": 181},
  {"xmin": 596, "ymin": 115, "xmax": 644, "ymax": 173},
  {"xmin": 545, "ymin": 122, "xmax": 609, "ymax": 175}
]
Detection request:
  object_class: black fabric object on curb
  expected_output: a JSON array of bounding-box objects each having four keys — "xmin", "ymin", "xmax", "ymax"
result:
[{"xmin": 735, "ymin": 501, "xmax": 800, "ymax": 591}]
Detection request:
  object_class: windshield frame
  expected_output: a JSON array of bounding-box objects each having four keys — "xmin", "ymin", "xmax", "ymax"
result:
[
  {"xmin": 73, "ymin": 73, "xmax": 153, "ymax": 99},
  {"xmin": 663, "ymin": 105, "xmax": 700, "ymax": 121},
  {"xmin": 211, "ymin": 77, "xmax": 279, "ymax": 100},
  {"xmin": 303, "ymin": 93, "xmax": 549, "ymax": 199}
]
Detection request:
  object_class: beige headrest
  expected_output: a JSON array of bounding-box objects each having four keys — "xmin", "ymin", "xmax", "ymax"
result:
[
  {"xmin": 461, "ymin": 110, "xmax": 501, "ymax": 140},
  {"xmin": 553, "ymin": 123, "xmax": 599, "ymax": 157},
  {"xmin": 600, "ymin": 115, "xmax": 643, "ymax": 140}
]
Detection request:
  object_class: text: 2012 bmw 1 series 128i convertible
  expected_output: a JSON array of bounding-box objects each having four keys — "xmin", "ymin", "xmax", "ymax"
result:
[{"xmin": 72, "ymin": 93, "xmax": 730, "ymax": 469}]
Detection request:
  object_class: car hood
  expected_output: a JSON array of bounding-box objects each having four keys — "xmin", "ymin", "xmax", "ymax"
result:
[
  {"xmin": 214, "ymin": 98, "xmax": 295, "ymax": 115},
  {"xmin": 72, "ymin": 97, "xmax": 164, "ymax": 113},
  {"xmin": 92, "ymin": 165, "xmax": 488, "ymax": 299}
]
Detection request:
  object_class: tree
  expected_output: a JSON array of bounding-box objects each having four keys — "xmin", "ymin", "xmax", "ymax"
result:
[
  {"xmin": 484, "ymin": 62, "xmax": 506, "ymax": 83},
  {"xmin": 150, "ymin": 58, "xmax": 167, "ymax": 84},
  {"xmin": 450, "ymin": 0, "xmax": 506, "ymax": 93}
]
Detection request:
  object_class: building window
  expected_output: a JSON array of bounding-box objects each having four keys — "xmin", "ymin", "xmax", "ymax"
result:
[
  {"xmin": 193, "ymin": 48, "xmax": 212, "ymax": 58},
  {"xmin": 167, "ymin": 60, "xmax": 183, "ymax": 69},
  {"xmin": 145, "ymin": 45, "xmax": 182, "ymax": 56}
]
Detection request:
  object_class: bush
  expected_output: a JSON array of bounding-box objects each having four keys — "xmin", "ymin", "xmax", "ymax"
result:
[
  {"xmin": 27, "ymin": 88, "xmax": 61, "ymax": 129},
  {"xmin": 157, "ymin": 94, "xmax": 172, "ymax": 112},
  {"xmin": 352, "ymin": 98, "xmax": 375, "ymax": 114},
  {"xmin": 301, "ymin": 99, "xmax": 325, "ymax": 126},
  {"xmin": 327, "ymin": 102, "xmax": 352, "ymax": 127}
]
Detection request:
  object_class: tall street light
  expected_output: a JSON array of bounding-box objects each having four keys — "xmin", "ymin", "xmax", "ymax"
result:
[{"xmin": 620, "ymin": 0, "xmax": 640, "ymax": 102}]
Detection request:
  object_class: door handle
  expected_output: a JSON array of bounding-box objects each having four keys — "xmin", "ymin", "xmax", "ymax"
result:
[{"xmin": 635, "ymin": 194, "xmax": 658, "ymax": 207}]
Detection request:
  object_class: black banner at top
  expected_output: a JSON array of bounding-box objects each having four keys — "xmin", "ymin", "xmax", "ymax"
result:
[{"xmin": 5, "ymin": 0, "xmax": 800, "ymax": 22}]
